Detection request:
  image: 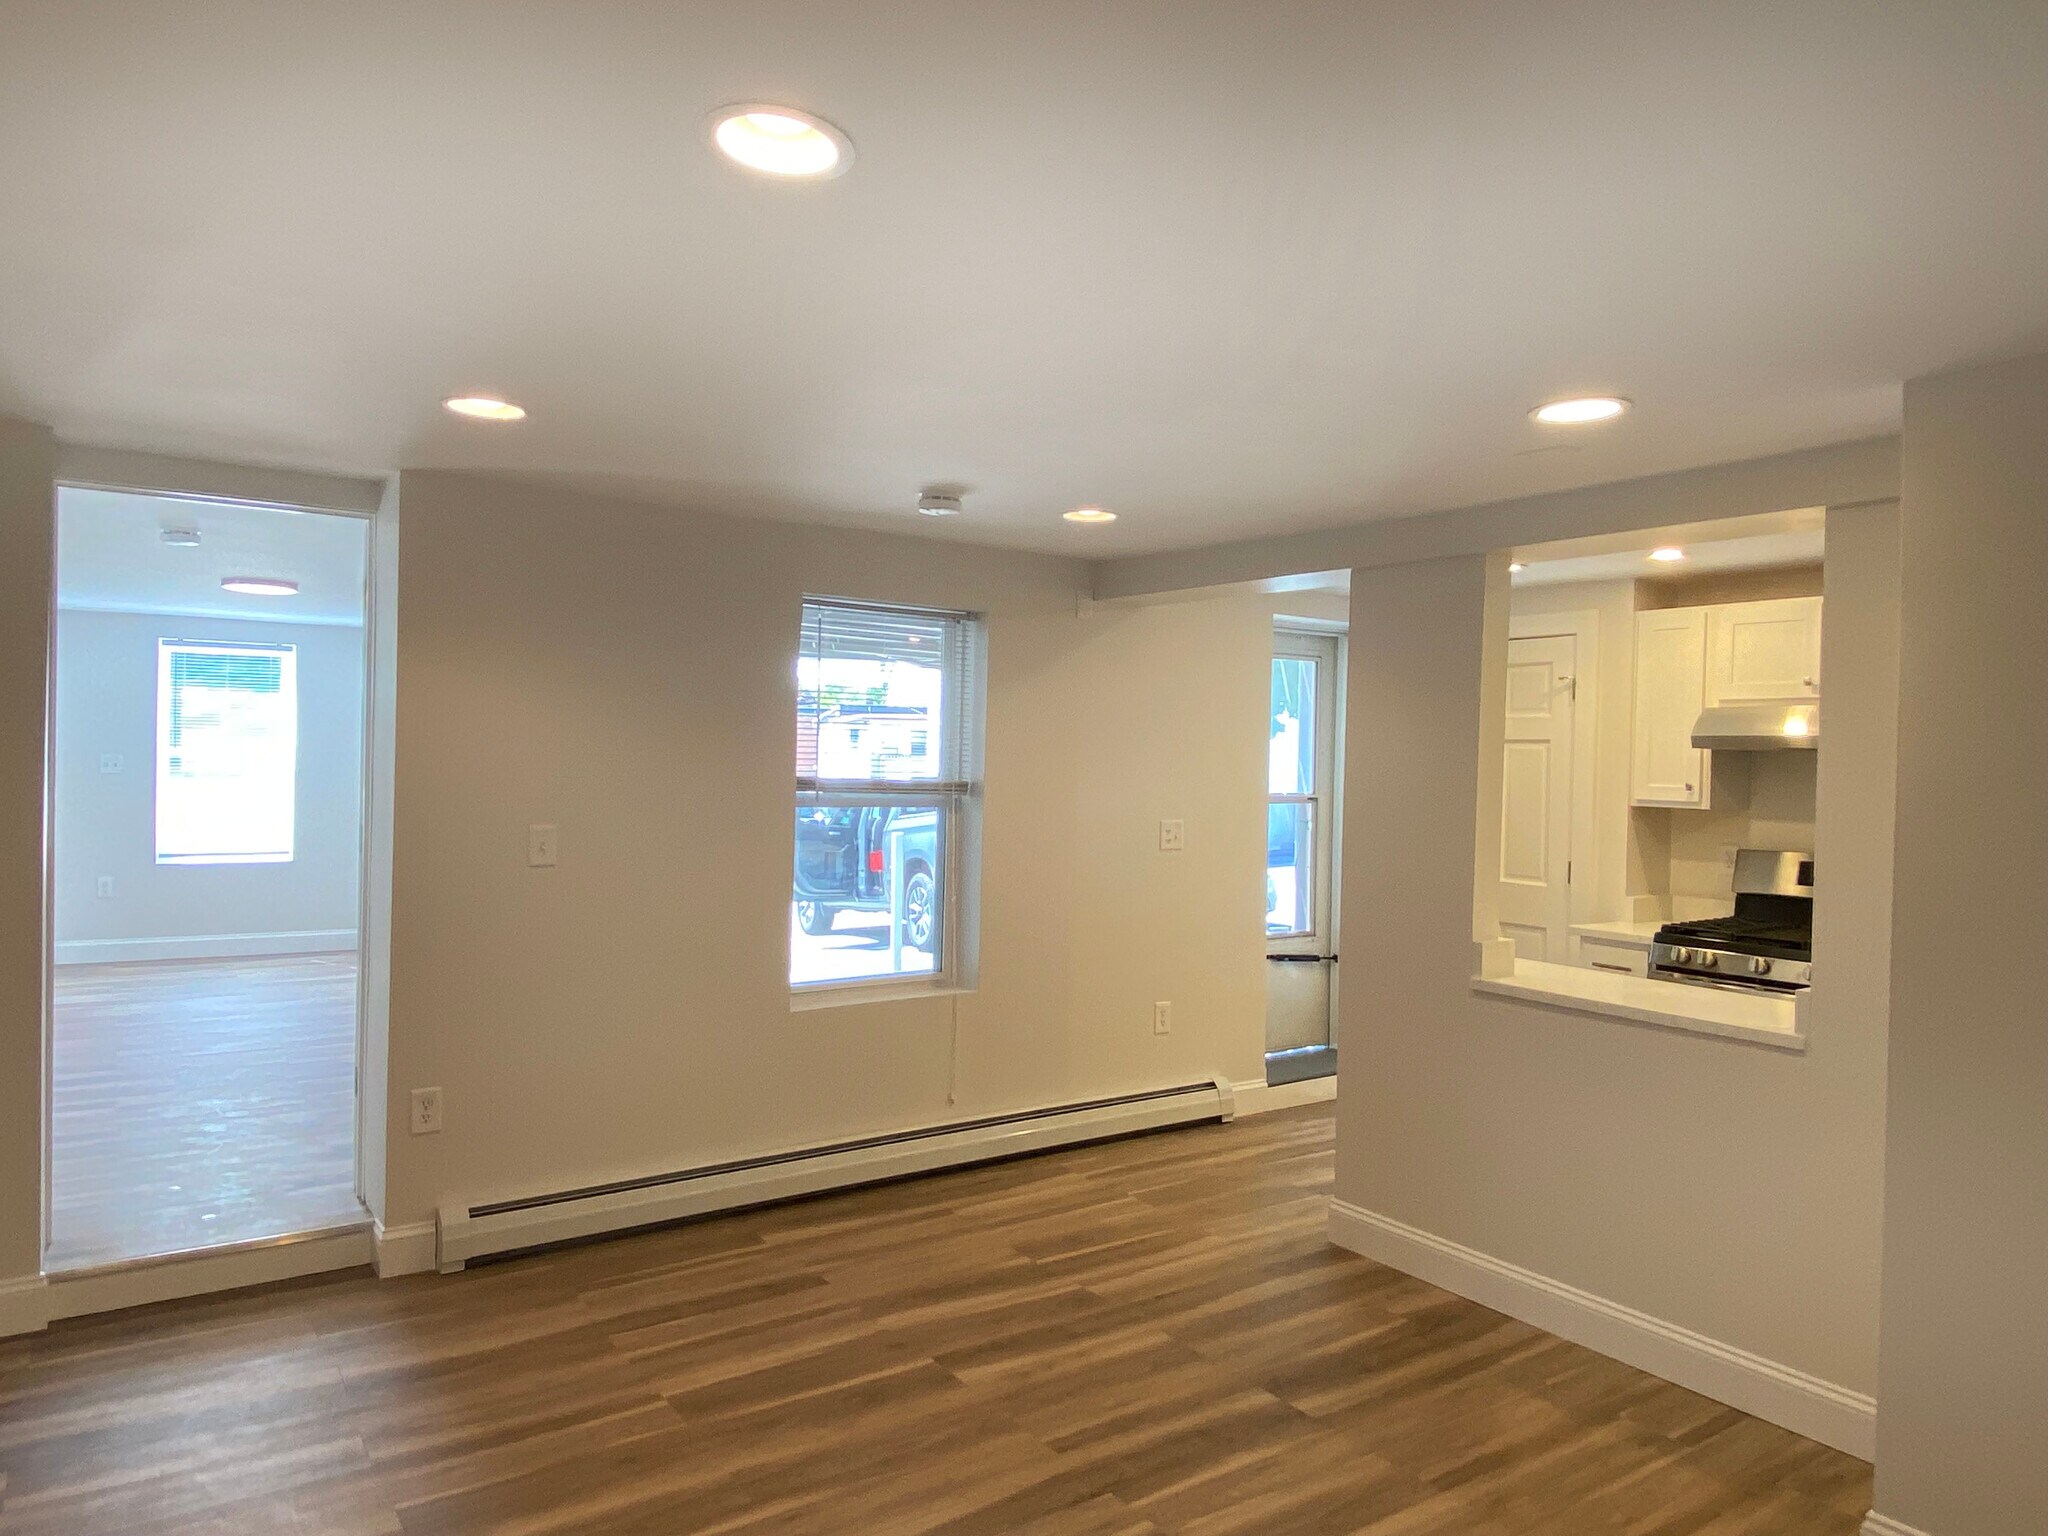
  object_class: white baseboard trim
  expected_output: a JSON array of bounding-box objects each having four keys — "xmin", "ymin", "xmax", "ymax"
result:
[
  {"xmin": 373, "ymin": 1219, "xmax": 437, "ymax": 1278},
  {"xmin": 1860, "ymin": 1514, "xmax": 1933, "ymax": 1536},
  {"xmin": 1327, "ymin": 1199, "xmax": 1876, "ymax": 1460},
  {"xmin": 54, "ymin": 928, "xmax": 357, "ymax": 965},
  {"xmin": 0, "ymin": 1273, "xmax": 50, "ymax": 1338},
  {"xmin": 1233, "ymin": 1075, "xmax": 1338, "ymax": 1115},
  {"xmin": 44, "ymin": 1223, "xmax": 372, "ymax": 1321}
]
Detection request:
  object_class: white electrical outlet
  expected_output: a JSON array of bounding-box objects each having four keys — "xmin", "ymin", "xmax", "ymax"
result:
[
  {"xmin": 410, "ymin": 1087, "xmax": 444, "ymax": 1135},
  {"xmin": 98, "ymin": 753, "xmax": 123, "ymax": 775},
  {"xmin": 1153, "ymin": 1001, "xmax": 1172, "ymax": 1035},
  {"xmin": 94, "ymin": 875, "xmax": 114, "ymax": 899},
  {"xmin": 1158, "ymin": 819, "xmax": 1186, "ymax": 852},
  {"xmin": 528, "ymin": 824, "xmax": 559, "ymax": 867}
]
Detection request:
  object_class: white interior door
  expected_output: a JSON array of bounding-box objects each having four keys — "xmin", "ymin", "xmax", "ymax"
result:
[{"xmin": 1498, "ymin": 632, "xmax": 1576, "ymax": 962}]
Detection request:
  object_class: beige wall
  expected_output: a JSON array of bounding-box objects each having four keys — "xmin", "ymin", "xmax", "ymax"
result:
[
  {"xmin": 1335, "ymin": 519, "xmax": 1896, "ymax": 1399},
  {"xmin": 1872, "ymin": 355, "xmax": 2048, "ymax": 1535},
  {"xmin": 380, "ymin": 473, "xmax": 1271, "ymax": 1227},
  {"xmin": 1636, "ymin": 561, "xmax": 1825, "ymax": 609},
  {"xmin": 0, "ymin": 419, "xmax": 53, "ymax": 1287},
  {"xmin": 1656, "ymin": 752, "xmax": 1819, "ymax": 908}
]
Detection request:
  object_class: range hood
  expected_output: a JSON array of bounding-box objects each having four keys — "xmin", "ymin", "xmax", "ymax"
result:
[{"xmin": 1692, "ymin": 702, "xmax": 1819, "ymax": 751}]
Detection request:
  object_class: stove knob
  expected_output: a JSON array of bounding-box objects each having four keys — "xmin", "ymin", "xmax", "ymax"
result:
[
  {"xmin": 1747, "ymin": 956, "xmax": 1771, "ymax": 976},
  {"xmin": 1696, "ymin": 951, "xmax": 1720, "ymax": 969},
  {"xmin": 1671, "ymin": 947, "xmax": 1693, "ymax": 965}
]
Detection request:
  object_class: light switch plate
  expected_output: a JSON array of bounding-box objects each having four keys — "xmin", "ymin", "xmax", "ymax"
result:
[
  {"xmin": 1158, "ymin": 819, "xmax": 1186, "ymax": 852},
  {"xmin": 528, "ymin": 824, "xmax": 559, "ymax": 867},
  {"xmin": 98, "ymin": 753, "xmax": 122, "ymax": 775}
]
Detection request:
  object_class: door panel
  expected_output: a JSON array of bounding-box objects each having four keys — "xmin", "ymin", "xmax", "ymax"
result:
[{"xmin": 1496, "ymin": 633, "xmax": 1575, "ymax": 962}]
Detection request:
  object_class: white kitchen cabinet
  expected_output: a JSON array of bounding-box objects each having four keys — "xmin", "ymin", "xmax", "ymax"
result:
[
  {"xmin": 1704, "ymin": 596, "xmax": 1823, "ymax": 705},
  {"xmin": 1631, "ymin": 607, "xmax": 1711, "ymax": 807},
  {"xmin": 1577, "ymin": 936, "xmax": 1651, "ymax": 977}
]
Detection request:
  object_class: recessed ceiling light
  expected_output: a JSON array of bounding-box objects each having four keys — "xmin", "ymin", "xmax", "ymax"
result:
[
  {"xmin": 160, "ymin": 528, "xmax": 201, "ymax": 547},
  {"xmin": 1508, "ymin": 562, "xmax": 1526, "ymax": 573},
  {"xmin": 1063, "ymin": 507, "xmax": 1117, "ymax": 525},
  {"xmin": 709, "ymin": 105, "xmax": 852, "ymax": 179},
  {"xmin": 443, "ymin": 395, "xmax": 527, "ymax": 422},
  {"xmin": 916, "ymin": 493, "xmax": 963, "ymax": 517},
  {"xmin": 1648, "ymin": 547, "xmax": 1687, "ymax": 564},
  {"xmin": 221, "ymin": 577, "xmax": 300, "ymax": 596},
  {"xmin": 1531, "ymin": 396, "xmax": 1629, "ymax": 425}
]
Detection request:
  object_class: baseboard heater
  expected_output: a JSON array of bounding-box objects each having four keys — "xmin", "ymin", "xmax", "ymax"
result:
[{"xmin": 434, "ymin": 1076, "xmax": 1235, "ymax": 1272}]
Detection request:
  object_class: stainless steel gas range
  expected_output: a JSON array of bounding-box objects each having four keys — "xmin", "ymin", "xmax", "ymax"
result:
[{"xmin": 1649, "ymin": 850, "xmax": 1813, "ymax": 996}]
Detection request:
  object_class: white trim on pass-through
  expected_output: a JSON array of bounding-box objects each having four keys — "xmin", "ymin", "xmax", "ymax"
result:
[
  {"xmin": 1327, "ymin": 1199, "xmax": 1875, "ymax": 1460},
  {"xmin": 1860, "ymin": 1514, "xmax": 1934, "ymax": 1536}
]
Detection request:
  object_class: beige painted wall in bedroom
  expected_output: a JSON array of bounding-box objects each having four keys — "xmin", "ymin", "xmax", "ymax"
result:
[{"xmin": 379, "ymin": 472, "xmax": 1275, "ymax": 1228}]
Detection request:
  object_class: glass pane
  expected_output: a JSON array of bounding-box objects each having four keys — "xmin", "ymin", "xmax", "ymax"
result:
[
  {"xmin": 797, "ymin": 603, "xmax": 953, "ymax": 782},
  {"xmin": 792, "ymin": 801, "xmax": 944, "ymax": 985},
  {"xmin": 156, "ymin": 642, "xmax": 298, "ymax": 864},
  {"xmin": 1269, "ymin": 657, "xmax": 1317, "ymax": 795},
  {"xmin": 1266, "ymin": 800, "xmax": 1315, "ymax": 936}
]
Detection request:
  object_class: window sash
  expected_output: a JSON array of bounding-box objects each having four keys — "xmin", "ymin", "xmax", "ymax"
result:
[{"xmin": 797, "ymin": 598, "xmax": 976, "ymax": 790}]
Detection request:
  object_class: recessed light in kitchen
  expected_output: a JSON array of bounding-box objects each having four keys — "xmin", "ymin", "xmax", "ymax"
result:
[
  {"xmin": 709, "ymin": 105, "xmax": 852, "ymax": 178},
  {"xmin": 220, "ymin": 577, "xmax": 300, "ymax": 597},
  {"xmin": 1508, "ymin": 562, "xmax": 1526, "ymax": 574},
  {"xmin": 1648, "ymin": 547, "xmax": 1687, "ymax": 563},
  {"xmin": 1531, "ymin": 396, "xmax": 1629, "ymax": 425},
  {"xmin": 443, "ymin": 395, "xmax": 527, "ymax": 422}
]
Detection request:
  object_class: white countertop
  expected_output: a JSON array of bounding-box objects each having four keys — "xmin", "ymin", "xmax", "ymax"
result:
[
  {"xmin": 1472, "ymin": 958, "xmax": 1806, "ymax": 1052},
  {"xmin": 1569, "ymin": 919, "xmax": 1669, "ymax": 947}
]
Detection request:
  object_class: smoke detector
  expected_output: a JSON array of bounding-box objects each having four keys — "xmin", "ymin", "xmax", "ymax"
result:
[
  {"xmin": 916, "ymin": 492, "xmax": 964, "ymax": 517},
  {"xmin": 160, "ymin": 528, "xmax": 201, "ymax": 547}
]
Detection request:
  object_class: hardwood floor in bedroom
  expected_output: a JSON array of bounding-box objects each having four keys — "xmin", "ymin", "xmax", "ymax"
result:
[{"xmin": 0, "ymin": 1103, "xmax": 1873, "ymax": 1535}]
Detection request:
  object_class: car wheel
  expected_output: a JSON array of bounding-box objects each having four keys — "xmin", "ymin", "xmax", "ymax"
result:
[
  {"xmin": 796, "ymin": 900, "xmax": 838, "ymax": 936},
  {"xmin": 901, "ymin": 868, "xmax": 936, "ymax": 951}
]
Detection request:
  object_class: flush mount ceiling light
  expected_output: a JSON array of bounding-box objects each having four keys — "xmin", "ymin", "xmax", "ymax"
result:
[
  {"xmin": 916, "ymin": 492, "xmax": 964, "ymax": 517},
  {"xmin": 220, "ymin": 577, "xmax": 299, "ymax": 596},
  {"xmin": 1508, "ymin": 561, "xmax": 1526, "ymax": 573},
  {"xmin": 442, "ymin": 395, "xmax": 527, "ymax": 421},
  {"xmin": 160, "ymin": 528, "xmax": 201, "ymax": 547},
  {"xmin": 1063, "ymin": 506, "xmax": 1117, "ymax": 525},
  {"xmin": 1648, "ymin": 547, "xmax": 1687, "ymax": 563},
  {"xmin": 709, "ymin": 105, "xmax": 853, "ymax": 179},
  {"xmin": 1531, "ymin": 396, "xmax": 1630, "ymax": 425}
]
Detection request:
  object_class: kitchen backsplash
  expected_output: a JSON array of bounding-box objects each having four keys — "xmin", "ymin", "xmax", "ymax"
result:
[{"xmin": 1639, "ymin": 751, "xmax": 1818, "ymax": 911}]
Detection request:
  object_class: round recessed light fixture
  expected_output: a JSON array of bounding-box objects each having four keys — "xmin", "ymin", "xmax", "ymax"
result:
[
  {"xmin": 443, "ymin": 395, "xmax": 527, "ymax": 422},
  {"xmin": 1508, "ymin": 562, "xmax": 1526, "ymax": 574},
  {"xmin": 1647, "ymin": 547, "xmax": 1687, "ymax": 564},
  {"xmin": 916, "ymin": 492, "xmax": 964, "ymax": 517},
  {"xmin": 220, "ymin": 577, "xmax": 300, "ymax": 597},
  {"xmin": 1531, "ymin": 396, "xmax": 1629, "ymax": 425},
  {"xmin": 1063, "ymin": 506, "xmax": 1117, "ymax": 525},
  {"xmin": 709, "ymin": 105, "xmax": 853, "ymax": 179}
]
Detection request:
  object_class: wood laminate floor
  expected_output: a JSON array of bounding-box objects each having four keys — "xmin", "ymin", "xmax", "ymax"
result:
[
  {"xmin": 48, "ymin": 954, "xmax": 363, "ymax": 1270},
  {"xmin": 0, "ymin": 1105, "xmax": 1873, "ymax": 1535}
]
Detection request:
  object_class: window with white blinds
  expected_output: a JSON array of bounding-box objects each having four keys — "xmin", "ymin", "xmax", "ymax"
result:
[
  {"xmin": 155, "ymin": 640, "xmax": 299, "ymax": 864},
  {"xmin": 792, "ymin": 599, "xmax": 980, "ymax": 991}
]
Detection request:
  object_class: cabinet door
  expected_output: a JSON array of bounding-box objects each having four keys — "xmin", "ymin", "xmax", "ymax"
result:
[
  {"xmin": 1632, "ymin": 608, "xmax": 1709, "ymax": 807},
  {"xmin": 1704, "ymin": 597, "xmax": 1822, "ymax": 705}
]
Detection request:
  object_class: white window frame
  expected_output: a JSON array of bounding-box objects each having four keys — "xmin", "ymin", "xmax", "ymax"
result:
[
  {"xmin": 792, "ymin": 598, "xmax": 981, "ymax": 999},
  {"xmin": 154, "ymin": 638, "xmax": 300, "ymax": 866},
  {"xmin": 1269, "ymin": 629, "xmax": 1339, "ymax": 952}
]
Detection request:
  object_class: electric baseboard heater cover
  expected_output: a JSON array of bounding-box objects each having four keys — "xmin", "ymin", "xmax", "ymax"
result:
[{"xmin": 435, "ymin": 1076, "xmax": 1234, "ymax": 1272}]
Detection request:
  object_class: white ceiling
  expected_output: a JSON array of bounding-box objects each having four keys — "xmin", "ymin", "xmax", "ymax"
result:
[
  {"xmin": 1513, "ymin": 529, "xmax": 1825, "ymax": 587},
  {"xmin": 58, "ymin": 488, "xmax": 367, "ymax": 625},
  {"xmin": 5, "ymin": 3, "xmax": 2047, "ymax": 556}
]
